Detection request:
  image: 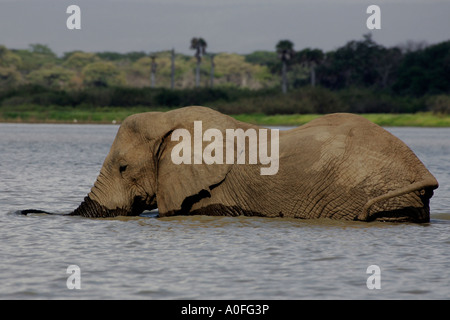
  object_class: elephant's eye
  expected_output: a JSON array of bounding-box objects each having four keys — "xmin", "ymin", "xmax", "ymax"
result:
[{"xmin": 119, "ymin": 165, "xmax": 128, "ymax": 174}]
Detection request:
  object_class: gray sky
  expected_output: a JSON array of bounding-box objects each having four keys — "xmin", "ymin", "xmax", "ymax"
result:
[{"xmin": 1, "ymin": 0, "xmax": 449, "ymax": 56}]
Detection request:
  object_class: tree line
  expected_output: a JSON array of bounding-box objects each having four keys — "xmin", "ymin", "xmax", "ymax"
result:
[
  {"xmin": 0, "ymin": 34, "xmax": 449, "ymax": 114},
  {"xmin": 273, "ymin": 34, "xmax": 450, "ymax": 97}
]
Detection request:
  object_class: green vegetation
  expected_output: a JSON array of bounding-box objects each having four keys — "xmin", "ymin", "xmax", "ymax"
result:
[
  {"xmin": 0, "ymin": 104, "xmax": 159, "ymax": 123},
  {"xmin": 360, "ymin": 113, "xmax": 450, "ymax": 127},
  {"xmin": 1, "ymin": 35, "xmax": 450, "ymax": 126},
  {"xmin": 1, "ymin": 104, "xmax": 449, "ymax": 127},
  {"xmin": 235, "ymin": 113, "xmax": 450, "ymax": 127}
]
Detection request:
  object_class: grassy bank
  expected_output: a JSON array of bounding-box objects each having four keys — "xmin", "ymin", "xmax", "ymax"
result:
[
  {"xmin": 1, "ymin": 105, "xmax": 450, "ymax": 127},
  {"xmin": 0, "ymin": 105, "xmax": 168, "ymax": 124},
  {"xmin": 234, "ymin": 112, "xmax": 450, "ymax": 127}
]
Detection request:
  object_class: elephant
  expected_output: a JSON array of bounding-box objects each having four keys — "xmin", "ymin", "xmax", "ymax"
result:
[{"xmin": 69, "ymin": 106, "xmax": 438, "ymax": 223}]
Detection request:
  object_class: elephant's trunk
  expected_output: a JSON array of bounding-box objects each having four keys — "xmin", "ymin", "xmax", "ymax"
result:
[
  {"xmin": 20, "ymin": 209, "xmax": 58, "ymax": 215},
  {"xmin": 70, "ymin": 196, "xmax": 98, "ymax": 217},
  {"xmin": 70, "ymin": 196, "xmax": 127, "ymax": 218}
]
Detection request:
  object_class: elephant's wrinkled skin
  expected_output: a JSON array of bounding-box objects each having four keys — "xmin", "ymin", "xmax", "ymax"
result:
[{"xmin": 72, "ymin": 106, "xmax": 438, "ymax": 222}]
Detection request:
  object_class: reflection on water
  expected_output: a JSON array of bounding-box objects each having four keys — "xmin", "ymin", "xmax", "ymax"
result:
[{"xmin": 0, "ymin": 123, "xmax": 449, "ymax": 299}]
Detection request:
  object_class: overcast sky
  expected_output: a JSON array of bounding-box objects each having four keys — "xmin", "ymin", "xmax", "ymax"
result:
[{"xmin": 1, "ymin": 0, "xmax": 449, "ymax": 56}]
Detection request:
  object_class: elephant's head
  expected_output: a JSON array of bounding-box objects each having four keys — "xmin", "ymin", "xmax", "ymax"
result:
[{"xmin": 71, "ymin": 107, "xmax": 237, "ymax": 218}]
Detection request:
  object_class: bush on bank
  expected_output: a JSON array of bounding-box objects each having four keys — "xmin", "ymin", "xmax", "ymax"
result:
[{"xmin": 2, "ymin": 85, "xmax": 448, "ymax": 115}]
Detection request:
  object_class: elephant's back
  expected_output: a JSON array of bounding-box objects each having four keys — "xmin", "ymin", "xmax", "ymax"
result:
[
  {"xmin": 285, "ymin": 112, "xmax": 434, "ymax": 182},
  {"xmin": 278, "ymin": 113, "xmax": 437, "ymax": 220}
]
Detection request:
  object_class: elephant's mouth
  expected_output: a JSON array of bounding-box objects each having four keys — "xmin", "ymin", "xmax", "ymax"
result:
[{"xmin": 132, "ymin": 194, "xmax": 157, "ymax": 216}]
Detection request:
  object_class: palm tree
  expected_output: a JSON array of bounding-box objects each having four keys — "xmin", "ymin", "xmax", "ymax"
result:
[
  {"xmin": 276, "ymin": 40, "xmax": 294, "ymax": 93},
  {"xmin": 170, "ymin": 48, "xmax": 175, "ymax": 89},
  {"xmin": 150, "ymin": 55, "xmax": 157, "ymax": 88},
  {"xmin": 209, "ymin": 53, "xmax": 215, "ymax": 87},
  {"xmin": 190, "ymin": 37, "xmax": 207, "ymax": 87},
  {"xmin": 297, "ymin": 48, "xmax": 324, "ymax": 87}
]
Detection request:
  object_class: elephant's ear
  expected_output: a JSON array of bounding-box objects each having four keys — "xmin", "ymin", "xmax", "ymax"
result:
[{"xmin": 153, "ymin": 107, "xmax": 237, "ymax": 216}]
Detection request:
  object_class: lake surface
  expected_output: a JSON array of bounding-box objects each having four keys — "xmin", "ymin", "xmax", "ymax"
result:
[{"xmin": 0, "ymin": 123, "xmax": 449, "ymax": 300}]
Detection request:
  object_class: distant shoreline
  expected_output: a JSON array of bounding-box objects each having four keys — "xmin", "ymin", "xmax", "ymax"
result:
[{"xmin": 1, "ymin": 108, "xmax": 449, "ymax": 127}]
